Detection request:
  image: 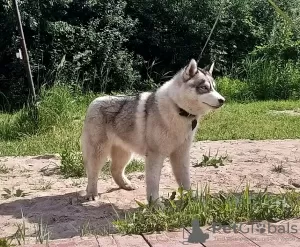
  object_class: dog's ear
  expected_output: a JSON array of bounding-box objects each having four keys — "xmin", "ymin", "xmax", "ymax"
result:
[
  {"xmin": 203, "ymin": 62, "xmax": 215, "ymax": 75},
  {"xmin": 184, "ymin": 59, "xmax": 198, "ymax": 79}
]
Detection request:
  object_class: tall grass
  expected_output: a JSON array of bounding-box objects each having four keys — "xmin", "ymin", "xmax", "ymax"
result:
[
  {"xmin": 0, "ymin": 84, "xmax": 97, "ymax": 157},
  {"xmin": 217, "ymin": 57, "xmax": 300, "ymax": 102},
  {"xmin": 0, "ymin": 84, "xmax": 95, "ymax": 140},
  {"xmin": 242, "ymin": 57, "xmax": 300, "ymax": 100}
]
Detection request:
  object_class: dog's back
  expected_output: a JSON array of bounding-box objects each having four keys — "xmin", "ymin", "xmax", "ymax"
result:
[{"xmin": 81, "ymin": 92, "xmax": 156, "ymax": 156}]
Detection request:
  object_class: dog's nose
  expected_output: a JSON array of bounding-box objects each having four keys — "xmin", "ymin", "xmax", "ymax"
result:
[{"xmin": 218, "ymin": 98, "xmax": 225, "ymax": 104}]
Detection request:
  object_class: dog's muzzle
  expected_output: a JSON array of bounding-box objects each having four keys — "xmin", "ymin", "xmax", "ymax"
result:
[{"xmin": 202, "ymin": 99, "xmax": 225, "ymax": 109}]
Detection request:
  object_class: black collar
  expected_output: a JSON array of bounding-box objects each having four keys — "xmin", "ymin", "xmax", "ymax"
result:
[
  {"xmin": 175, "ymin": 104, "xmax": 198, "ymax": 130},
  {"xmin": 178, "ymin": 106, "xmax": 196, "ymax": 118}
]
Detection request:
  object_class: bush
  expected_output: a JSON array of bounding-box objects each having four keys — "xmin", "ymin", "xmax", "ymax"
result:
[
  {"xmin": 216, "ymin": 77, "xmax": 254, "ymax": 102},
  {"xmin": 1, "ymin": 0, "xmax": 300, "ymax": 109},
  {"xmin": 0, "ymin": 0, "xmax": 142, "ymax": 110}
]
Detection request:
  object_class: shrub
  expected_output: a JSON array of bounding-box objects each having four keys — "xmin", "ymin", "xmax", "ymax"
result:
[{"xmin": 216, "ymin": 77, "xmax": 254, "ymax": 102}]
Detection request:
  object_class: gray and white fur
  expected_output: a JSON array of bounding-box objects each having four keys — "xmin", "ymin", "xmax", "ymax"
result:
[{"xmin": 81, "ymin": 59, "xmax": 225, "ymax": 203}]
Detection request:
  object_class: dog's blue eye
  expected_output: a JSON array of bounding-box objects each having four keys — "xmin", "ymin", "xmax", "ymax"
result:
[{"xmin": 196, "ymin": 85, "xmax": 209, "ymax": 93}]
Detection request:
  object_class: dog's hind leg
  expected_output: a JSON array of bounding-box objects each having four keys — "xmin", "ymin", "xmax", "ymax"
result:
[
  {"xmin": 110, "ymin": 145, "xmax": 135, "ymax": 190},
  {"xmin": 82, "ymin": 136, "xmax": 110, "ymax": 201}
]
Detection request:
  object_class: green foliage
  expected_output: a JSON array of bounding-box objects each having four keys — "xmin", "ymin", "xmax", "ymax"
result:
[
  {"xmin": 126, "ymin": 0, "xmax": 277, "ymax": 74},
  {"xmin": 124, "ymin": 159, "xmax": 144, "ymax": 174},
  {"xmin": 0, "ymin": 238, "xmax": 11, "ymax": 247},
  {"xmin": 1, "ymin": 187, "xmax": 29, "ymax": 199},
  {"xmin": 0, "ymin": 107, "xmax": 38, "ymax": 140},
  {"xmin": 113, "ymin": 184, "xmax": 300, "ymax": 234},
  {"xmin": 0, "ymin": 0, "xmax": 141, "ymax": 110},
  {"xmin": 60, "ymin": 142, "xmax": 84, "ymax": 178},
  {"xmin": 1, "ymin": 0, "xmax": 300, "ymax": 110},
  {"xmin": 241, "ymin": 57, "xmax": 300, "ymax": 100},
  {"xmin": 192, "ymin": 149, "xmax": 231, "ymax": 168},
  {"xmin": 0, "ymin": 83, "xmax": 93, "ymax": 141},
  {"xmin": 216, "ymin": 77, "xmax": 254, "ymax": 102}
]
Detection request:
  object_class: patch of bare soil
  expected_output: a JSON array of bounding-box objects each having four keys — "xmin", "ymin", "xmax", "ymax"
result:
[
  {"xmin": 0, "ymin": 139, "xmax": 300, "ymax": 243},
  {"xmin": 269, "ymin": 109, "xmax": 300, "ymax": 116}
]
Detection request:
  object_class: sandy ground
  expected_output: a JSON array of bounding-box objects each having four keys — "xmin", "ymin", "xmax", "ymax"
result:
[{"xmin": 1, "ymin": 139, "xmax": 300, "ymax": 243}]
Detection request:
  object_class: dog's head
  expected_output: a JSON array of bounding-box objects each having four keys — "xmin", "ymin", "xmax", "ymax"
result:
[{"xmin": 172, "ymin": 58, "xmax": 225, "ymax": 116}]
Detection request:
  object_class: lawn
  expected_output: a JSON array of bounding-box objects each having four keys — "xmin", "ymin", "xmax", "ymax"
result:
[{"xmin": 1, "ymin": 85, "xmax": 300, "ymax": 156}]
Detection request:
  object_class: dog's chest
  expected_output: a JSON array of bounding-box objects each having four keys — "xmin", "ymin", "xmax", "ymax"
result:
[{"xmin": 148, "ymin": 119, "xmax": 196, "ymax": 154}]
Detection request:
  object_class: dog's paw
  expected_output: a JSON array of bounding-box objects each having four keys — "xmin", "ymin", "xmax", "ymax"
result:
[
  {"xmin": 86, "ymin": 194, "xmax": 100, "ymax": 201},
  {"xmin": 121, "ymin": 183, "xmax": 137, "ymax": 191},
  {"xmin": 77, "ymin": 190, "xmax": 100, "ymax": 202},
  {"xmin": 85, "ymin": 190, "xmax": 100, "ymax": 201}
]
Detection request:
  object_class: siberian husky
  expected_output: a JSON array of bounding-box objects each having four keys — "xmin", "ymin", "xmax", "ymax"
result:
[{"xmin": 81, "ymin": 58, "xmax": 225, "ymax": 203}]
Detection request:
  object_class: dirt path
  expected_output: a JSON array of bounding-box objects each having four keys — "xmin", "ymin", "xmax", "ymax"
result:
[{"xmin": 1, "ymin": 139, "xmax": 300, "ymax": 243}]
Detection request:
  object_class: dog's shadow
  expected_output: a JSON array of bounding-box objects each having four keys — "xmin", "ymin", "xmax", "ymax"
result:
[{"xmin": 0, "ymin": 189, "xmax": 138, "ymax": 241}]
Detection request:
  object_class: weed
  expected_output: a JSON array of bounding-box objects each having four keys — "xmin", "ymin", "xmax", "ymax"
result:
[
  {"xmin": 73, "ymin": 221, "xmax": 112, "ymax": 237},
  {"xmin": 113, "ymin": 183, "xmax": 300, "ymax": 234},
  {"xmin": 71, "ymin": 178, "xmax": 85, "ymax": 187},
  {"xmin": 19, "ymin": 167, "xmax": 31, "ymax": 173},
  {"xmin": 0, "ymin": 238, "xmax": 12, "ymax": 247},
  {"xmin": 272, "ymin": 164, "xmax": 285, "ymax": 173},
  {"xmin": 125, "ymin": 159, "xmax": 144, "ymax": 174},
  {"xmin": 193, "ymin": 149, "xmax": 231, "ymax": 168},
  {"xmin": 60, "ymin": 143, "xmax": 84, "ymax": 178},
  {"xmin": 34, "ymin": 218, "xmax": 50, "ymax": 245},
  {"xmin": 39, "ymin": 162, "xmax": 60, "ymax": 176},
  {"xmin": 10, "ymin": 211, "xmax": 27, "ymax": 245},
  {"xmin": 241, "ymin": 57, "xmax": 300, "ymax": 100},
  {"xmin": 1, "ymin": 188, "xmax": 29, "ymax": 199},
  {"xmin": 0, "ymin": 164, "xmax": 12, "ymax": 174},
  {"xmin": 6, "ymin": 211, "xmax": 51, "ymax": 246},
  {"xmin": 217, "ymin": 77, "xmax": 254, "ymax": 102},
  {"xmin": 102, "ymin": 159, "xmax": 145, "ymax": 175},
  {"xmin": 60, "ymin": 146, "xmax": 144, "ymax": 178},
  {"xmin": 35, "ymin": 180, "xmax": 54, "ymax": 191}
]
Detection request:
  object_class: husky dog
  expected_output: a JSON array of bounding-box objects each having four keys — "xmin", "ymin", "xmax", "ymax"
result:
[{"xmin": 81, "ymin": 59, "xmax": 225, "ymax": 203}]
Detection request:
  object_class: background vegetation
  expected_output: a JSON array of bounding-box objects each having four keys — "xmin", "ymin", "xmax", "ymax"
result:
[
  {"xmin": 0, "ymin": 0, "xmax": 300, "ymax": 167},
  {"xmin": 1, "ymin": 0, "xmax": 300, "ymax": 111}
]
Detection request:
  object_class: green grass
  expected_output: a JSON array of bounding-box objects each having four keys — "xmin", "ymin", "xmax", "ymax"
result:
[
  {"xmin": 1, "ymin": 85, "xmax": 300, "ymax": 157},
  {"xmin": 59, "ymin": 137, "xmax": 144, "ymax": 178},
  {"xmin": 113, "ymin": 184, "xmax": 300, "ymax": 234},
  {"xmin": 0, "ymin": 84, "xmax": 95, "ymax": 156},
  {"xmin": 102, "ymin": 159, "xmax": 145, "ymax": 175},
  {"xmin": 196, "ymin": 100, "xmax": 300, "ymax": 141}
]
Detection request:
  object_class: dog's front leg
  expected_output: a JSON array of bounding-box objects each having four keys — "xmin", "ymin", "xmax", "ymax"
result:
[
  {"xmin": 170, "ymin": 141, "xmax": 191, "ymax": 191},
  {"xmin": 145, "ymin": 151, "xmax": 165, "ymax": 203}
]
